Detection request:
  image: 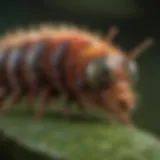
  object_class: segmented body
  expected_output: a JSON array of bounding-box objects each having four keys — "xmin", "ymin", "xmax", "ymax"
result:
[{"xmin": 0, "ymin": 24, "xmax": 153, "ymax": 127}]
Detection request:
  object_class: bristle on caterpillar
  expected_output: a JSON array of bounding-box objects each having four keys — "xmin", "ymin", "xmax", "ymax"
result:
[{"xmin": 0, "ymin": 23, "xmax": 154, "ymax": 127}]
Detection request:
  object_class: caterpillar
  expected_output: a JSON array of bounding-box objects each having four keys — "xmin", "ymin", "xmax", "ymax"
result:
[{"xmin": 0, "ymin": 23, "xmax": 153, "ymax": 127}]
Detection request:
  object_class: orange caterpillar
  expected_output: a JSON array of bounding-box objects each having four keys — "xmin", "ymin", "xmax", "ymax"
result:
[{"xmin": 0, "ymin": 24, "xmax": 153, "ymax": 127}]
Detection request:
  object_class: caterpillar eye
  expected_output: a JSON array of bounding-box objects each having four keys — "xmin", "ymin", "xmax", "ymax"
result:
[{"xmin": 86, "ymin": 58, "xmax": 110, "ymax": 90}]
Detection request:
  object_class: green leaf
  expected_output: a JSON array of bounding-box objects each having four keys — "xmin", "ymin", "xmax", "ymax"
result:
[{"xmin": 0, "ymin": 108, "xmax": 160, "ymax": 160}]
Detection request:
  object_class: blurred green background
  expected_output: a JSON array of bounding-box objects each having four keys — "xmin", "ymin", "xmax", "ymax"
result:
[{"xmin": 0, "ymin": 0, "xmax": 160, "ymax": 136}]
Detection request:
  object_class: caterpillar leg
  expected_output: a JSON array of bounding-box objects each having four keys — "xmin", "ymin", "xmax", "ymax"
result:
[
  {"xmin": 118, "ymin": 111, "xmax": 134, "ymax": 128},
  {"xmin": 0, "ymin": 88, "xmax": 8, "ymax": 115},
  {"xmin": 108, "ymin": 107, "xmax": 133, "ymax": 128},
  {"xmin": 0, "ymin": 88, "xmax": 7, "ymax": 106},
  {"xmin": 108, "ymin": 101, "xmax": 133, "ymax": 127},
  {"xmin": 63, "ymin": 104, "xmax": 71, "ymax": 119},
  {"xmin": 75, "ymin": 94, "xmax": 88, "ymax": 118},
  {"xmin": 105, "ymin": 100, "xmax": 133, "ymax": 128},
  {"xmin": 26, "ymin": 84, "xmax": 40, "ymax": 111},
  {"xmin": 62, "ymin": 94, "xmax": 73, "ymax": 119},
  {"xmin": 0, "ymin": 88, "xmax": 21, "ymax": 115},
  {"xmin": 61, "ymin": 92, "xmax": 89, "ymax": 119},
  {"xmin": 47, "ymin": 90, "xmax": 59, "ymax": 109},
  {"xmin": 24, "ymin": 63, "xmax": 42, "ymax": 110},
  {"xmin": 34, "ymin": 88, "xmax": 51, "ymax": 120},
  {"xmin": 77, "ymin": 103, "xmax": 88, "ymax": 118},
  {"xmin": 63, "ymin": 101, "xmax": 88, "ymax": 120}
]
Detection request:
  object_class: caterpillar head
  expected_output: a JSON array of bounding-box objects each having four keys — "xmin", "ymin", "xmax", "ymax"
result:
[{"xmin": 85, "ymin": 27, "xmax": 153, "ymax": 125}]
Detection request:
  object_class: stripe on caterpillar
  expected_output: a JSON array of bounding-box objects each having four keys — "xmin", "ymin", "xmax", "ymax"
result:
[{"xmin": 0, "ymin": 49, "xmax": 11, "ymax": 107}]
